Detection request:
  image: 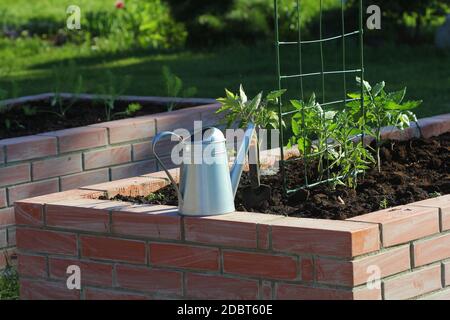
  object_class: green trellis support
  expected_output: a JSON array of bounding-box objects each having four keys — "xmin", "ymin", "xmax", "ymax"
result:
[{"xmin": 274, "ymin": 0, "xmax": 366, "ymax": 195}]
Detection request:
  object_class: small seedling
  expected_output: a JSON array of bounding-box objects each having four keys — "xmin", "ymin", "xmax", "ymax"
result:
[
  {"xmin": 429, "ymin": 191, "xmax": 442, "ymax": 198},
  {"xmin": 162, "ymin": 66, "xmax": 197, "ymax": 112},
  {"xmin": 379, "ymin": 198, "xmax": 389, "ymax": 209},
  {"xmin": 145, "ymin": 192, "xmax": 166, "ymax": 202},
  {"xmin": 97, "ymin": 70, "xmax": 131, "ymax": 121},
  {"xmin": 50, "ymin": 61, "xmax": 84, "ymax": 119},
  {"xmin": 109, "ymin": 102, "xmax": 142, "ymax": 119}
]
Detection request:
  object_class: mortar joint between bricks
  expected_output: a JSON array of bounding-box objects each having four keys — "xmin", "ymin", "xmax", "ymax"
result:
[
  {"xmin": 409, "ymin": 242, "xmax": 415, "ymax": 269},
  {"xmin": 146, "ymin": 240, "xmax": 150, "ymax": 266},
  {"xmin": 441, "ymin": 262, "xmax": 446, "ymax": 288},
  {"xmin": 219, "ymin": 248, "xmax": 224, "ymax": 274}
]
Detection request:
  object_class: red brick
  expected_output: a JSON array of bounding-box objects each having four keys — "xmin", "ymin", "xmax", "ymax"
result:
[
  {"xmin": 14, "ymin": 202, "xmax": 44, "ymax": 226},
  {"xmin": 156, "ymin": 109, "xmax": 202, "ymax": 133},
  {"xmin": 90, "ymin": 117, "xmax": 155, "ymax": 144},
  {"xmin": 116, "ymin": 264, "xmax": 182, "ymax": 295},
  {"xmin": 0, "ymin": 229, "xmax": 7, "ymax": 248},
  {"xmin": 49, "ymin": 258, "xmax": 113, "ymax": 287},
  {"xmin": 383, "ymin": 264, "xmax": 442, "ymax": 300},
  {"xmin": 83, "ymin": 175, "xmax": 167, "ymax": 197},
  {"xmin": 46, "ymin": 204, "xmax": 110, "ymax": 232},
  {"xmin": 20, "ymin": 279, "xmax": 80, "ymax": 300},
  {"xmin": 413, "ymin": 233, "xmax": 450, "ymax": 267},
  {"xmin": 32, "ymin": 154, "xmax": 82, "ymax": 180},
  {"xmin": 112, "ymin": 205, "xmax": 181, "ymax": 240},
  {"xmin": 61, "ymin": 169, "xmax": 109, "ymax": 191},
  {"xmin": 200, "ymin": 104, "xmax": 222, "ymax": 127},
  {"xmin": 150, "ymin": 138, "xmax": 180, "ymax": 158},
  {"xmin": 134, "ymin": 139, "xmax": 181, "ymax": 161},
  {"xmin": 110, "ymin": 160, "xmax": 156, "ymax": 180},
  {"xmin": 0, "ymin": 163, "xmax": 30, "ymax": 187},
  {"xmin": 17, "ymin": 254, "xmax": 47, "ymax": 278},
  {"xmin": 16, "ymin": 228, "xmax": 77, "ymax": 255},
  {"xmin": 0, "ymin": 188, "xmax": 6, "ymax": 208},
  {"xmin": 81, "ymin": 236, "xmax": 145, "ymax": 264},
  {"xmin": 416, "ymin": 114, "xmax": 450, "ymax": 139},
  {"xmin": 301, "ymin": 257, "xmax": 314, "ymax": 282},
  {"xmin": 413, "ymin": 195, "xmax": 450, "ymax": 231},
  {"xmin": 1, "ymin": 135, "xmax": 57, "ymax": 162},
  {"xmin": 353, "ymin": 287, "xmax": 383, "ymax": 300},
  {"xmin": 84, "ymin": 145, "xmax": 131, "ymax": 170},
  {"xmin": 133, "ymin": 141, "xmax": 152, "ymax": 161},
  {"xmin": 278, "ymin": 284, "xmax": 382, "ymax": 300},
  {"xmin": 275, "ymin": 283, "xmax": 355, "ymax": 300},
  {"xmin": 271, "ymin": 217, "xmax": 380, "ymax": 257},
  {"xmin": 156, "ymin": 155, "xmax": 179, "ymax": 171},
  {"xmin": 21, "ymin": 189, "xmax": 103, "ymax": 205},
  {"xmin": 184, "ymin": 212, "xmax": 281, "ymax": 249},
  {"xmin": 261, "ymin": 281, "xmax": 273, "ymax": 300},
  {"xmin": 316, "ymin": 245, "xmax": 410, "ymax": 286},
  {"xmin": 419, "ymin": 288, "xmax": 450, "ymax": 300},
  {"xmin": 150, "ymin": 243, "xmax": 219, "ymax": 271},
  {"xmin": 444, "ymin": 261, "xmax": 450, "ymax": 287},
  {"xmin": 8, "ymin": 179, "xmax": 59, "ymax": 204},
  {"xmin": 8, "ymin": 227, "xmax": 15, "ymax": 246},
  {"xmin": 85, "ymin": 288, "xmax": 148, "ymax": 300},
  {"xmin": 349, "ymin": 205, "xmax": 439, "ymax": 247},
  {"xmin": 223, "ymin": 251, "xmax": 297, "ymax": 280},
  {"xmin": 186, "ymin": 273, "xmax": 259, "ymax": 299},
  {"xmin": 258, "ymin": 224, "xmax": 270, "ymax": 249},
  {"xmin": 0, "ymin": 207, "xmax": 15, "ymax": 226},
  {"xmin": 41, "ymin": 127, "xmax": 107, "ymax": 153}
]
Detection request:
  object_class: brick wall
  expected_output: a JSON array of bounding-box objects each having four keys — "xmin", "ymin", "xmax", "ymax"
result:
[
  {"xmin": 14, "ymin": 169, "xmax": 450, "ymax": 300},
  {"xmin": 0, "ymin": 102, "xmax": 221, "ymax": 268}
]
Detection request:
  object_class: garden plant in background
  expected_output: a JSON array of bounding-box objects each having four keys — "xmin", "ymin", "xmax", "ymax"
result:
[
  {"xmin": 86, "ymin": 0, "xmax": 187, "ymax": 51},
  {"xmin": 162, "ymin": 66, "xmax": 197, "ymax": 112},
  {"xmin": 49, "ymin": 61, "xmax": 84, "ymax": 119},
  {"xmin": 97, "ymin": 70, "xmax": 136, "ymax": 121}
]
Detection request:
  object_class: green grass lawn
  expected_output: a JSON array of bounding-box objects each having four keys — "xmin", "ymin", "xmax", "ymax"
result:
[
  {"xmin": 0, "ymin": 38, "xmax": 448, "ymax": 118},
  {"xmin": 0, "ymin": 0, "xmax": 448, "ymax": 118}
]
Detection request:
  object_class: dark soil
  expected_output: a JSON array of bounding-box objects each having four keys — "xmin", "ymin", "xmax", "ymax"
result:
[
  {"xmin": 0, "ymin": 97, "xmax": 197, "ymax": 139},
  {"xmin": 109, "ymin": 133, "xmax": 450, "ymax": 220}
]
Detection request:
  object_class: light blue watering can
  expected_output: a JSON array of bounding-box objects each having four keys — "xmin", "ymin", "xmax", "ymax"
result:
[{"xmin": 152, "ymin": 123, "xmax": 255, "ymax": 216}]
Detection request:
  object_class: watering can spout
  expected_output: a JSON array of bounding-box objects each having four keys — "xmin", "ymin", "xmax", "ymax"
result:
[{"xmin": 230, "ymin": 122, "xmax": 256, "ymax": 197}]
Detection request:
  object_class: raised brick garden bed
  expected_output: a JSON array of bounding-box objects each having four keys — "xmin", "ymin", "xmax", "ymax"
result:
[
  {"xmin": 0, "ymin": 94, "xmax": 221, "ymax": 268},
  {"xmin": 13, "ymin": 114, "xmax": 450, "ymax": 300}
]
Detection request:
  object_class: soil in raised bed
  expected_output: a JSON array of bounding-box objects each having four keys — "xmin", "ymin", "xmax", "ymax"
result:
[
  {"xmin": 0, "ymin": 97, "xmax": 200, "ymax": 139},
  {"xmin": 108, "ymin": 133, "xmax": 450, "ymax": 220}
]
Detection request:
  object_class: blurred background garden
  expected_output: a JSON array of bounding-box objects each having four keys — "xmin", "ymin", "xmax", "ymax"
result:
[{"xmin": 0, "ymin": 0, "xmax": 449, "ymax": 117}]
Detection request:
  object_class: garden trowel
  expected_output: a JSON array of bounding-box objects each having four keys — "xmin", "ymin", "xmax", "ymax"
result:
[{"xmin": 242, "ymin": 132, "xmax": 271, "ymax": 209}]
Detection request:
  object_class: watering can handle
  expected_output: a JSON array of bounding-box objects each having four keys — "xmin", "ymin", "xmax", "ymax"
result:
[{"xmin": 152, "ymin": 131, "xmax": 183, "ymax": 205}]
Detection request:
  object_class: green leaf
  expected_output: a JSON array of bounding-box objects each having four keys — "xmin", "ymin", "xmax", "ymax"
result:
[
  {"xmin": 347, "ymin": 92, "xmax": 361, "ymax": 99},
  {"xmin": 291, "ymin": 118, "xmax": 299, "ymax": 136},
  {"xmin": 356, "ymin": 76, "xmax": 371, "ymax": 92},
  {"xmin": 372, "ymin": 81, "xmax": 385, "ymax": 96},
  {"xmin": 266, "ymin": 89, "xmax": 286, "ymax": 101},
  {"xmin": 387, "ymin": 88, "xmax": 406, "ymax": 104},
  {"xmin": 291, "ymin": 100, "xmax": 303, "ymax": 110},
  {"xmin": 239, "ymin": 84, "xmax": 248, "ymax": 103}
]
